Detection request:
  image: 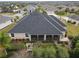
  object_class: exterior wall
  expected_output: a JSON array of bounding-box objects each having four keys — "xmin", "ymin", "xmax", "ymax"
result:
[
  {"xmin": 9, "ymin": 33, "xmax": 30, "ymax": 39},
  {"xmin": 59, "ymin": 31, "xmax": 69, "ymax": 42},
  {"xmin": 47, "ymin": 11, "xmax": 54, "ymax": 15},
  {"xmin": 13, "ymin": 9, "xmax": 20, "ymax": 13},
  {"xmin": 0, "ymin": 20, "xmax": 12, "ymax": 30},
  {"xmin": 9, "ymin": 33, "xmax": 68, "ymax": 42}
]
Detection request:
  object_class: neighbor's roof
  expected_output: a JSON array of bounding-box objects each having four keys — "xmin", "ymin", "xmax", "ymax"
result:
[
  {"xmin": 0, "ymin": 15, "xmax": 12, "ymax": 24},
  {"xmin": 8, "ymin": 11, "xmax": 66, "ymax": 35},
  {"xmin": 68, "ymin": 15, "xmax": 79, "ymax": 21}
]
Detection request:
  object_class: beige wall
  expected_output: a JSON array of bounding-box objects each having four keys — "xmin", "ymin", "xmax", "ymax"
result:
[{"xmin": 9, "ymin": 33, "xmax": 30, "ymax": 39}]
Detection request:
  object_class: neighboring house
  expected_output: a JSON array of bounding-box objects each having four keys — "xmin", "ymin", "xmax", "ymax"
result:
[
  {"xmin": 0, "ymin": 7, "xmax": 2, "ymax": 12},
  {"xmin": 0, "ymin": 15, "xmax": 13, "ymax": 30},
  {"xmin": 8, "ymin": 11, "xmax": 69, "ymax": 42},
  {"xmin": 56, "ymin": 5, "xmax": 67, "ymax": 11},
  {"xmin": 42, "ymin": 5, "xmax": 57, "ymax": 15},
  {"xmin": 13, "ymin": 9, "xmax": 20, "ymax": 13},
  {"xmin": 45, "ymin": 8, "xmax": 55, "ymax": 15},
  {"xmin": 27, "ymin": 5, "xmax": 37, "ymax": 14},
  {"xmin": 67, "ymin": 15, "xmax": 79, "ymax": 25}
]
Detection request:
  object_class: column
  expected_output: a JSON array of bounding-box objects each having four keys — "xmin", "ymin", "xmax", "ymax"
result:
[
  {"xmin": 28, "ymin": 34, "xmax": 31, "ymax": 41},
  {"xmin": 37, "ymin": 35, "xmax": 39, "ymax": 40},
  {"xmin": 52, "ymin": 35, "xmax": 53, "ymax": 41},
  {"xmin": 44, "ymin": 34, "xmax": 46, "ymax": 41},
  {"xmin": 60, "ymin": 35, "xmax": 63, "ymax": 41}
]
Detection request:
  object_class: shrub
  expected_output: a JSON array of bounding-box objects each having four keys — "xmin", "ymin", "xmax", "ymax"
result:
[
  {"xmin": 32, "ymin": 43, "xmax": 56, "ymax": 58},
  {"xmin": 67, "ymin": 20, "xmax": 71, "ymax": 23},
  {"xmin": 56, "ymin": 45, "xmax": 69, "ymax": 58},
  {"xmin": 71, "ymin": 22, "xmax": 76, "ymax": 24},
  {"xmin": 0, "ymin": 48, "xmax": 7, "ymax": 58},
  {"xmin": 55, "ymin": 11, "xmax": 67, "ymax": 16}
]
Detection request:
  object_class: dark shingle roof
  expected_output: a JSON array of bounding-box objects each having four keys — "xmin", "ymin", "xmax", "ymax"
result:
[
  {"xmin": 8, "ymin": 12, "xmax": 66, "ymax": 35},
  {"xmin": 49, "ymin": 15, "xmax": 66, "ymax": 27},
  {"xmin": 68, "ymin": 15, "xmax": 79, "ymax": 21},
  {"xmin": 0, "ymin": 16, "xmax": 12, "ymax": 24},
  {"xmin": 43, "ymin": 14, "xmax": 66, "ymax": 32}
]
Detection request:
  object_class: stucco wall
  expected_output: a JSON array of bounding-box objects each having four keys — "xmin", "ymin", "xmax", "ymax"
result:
[
  {"xmin": 47, "ymin": 11, "xmax": 54, "ymax": 15},
  {"xmin": 0, "ymin": 20, "xmax": 12, "ymax": 30},
  {"xmin": 9, "ymin": 33, "xmax": 30, "ymax": 39}
]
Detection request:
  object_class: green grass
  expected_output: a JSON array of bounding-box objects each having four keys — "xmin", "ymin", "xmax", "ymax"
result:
[
  {"xmin": 0, "ymin": 13, "xmax": 16, "ymax": 15},
  {"xmin": 66, "ymin": 23, "xmax": 79, "ymax": 37},
  {"xmin": 55, "ymin": 11, "xmax": 70, "ymax": 16}
]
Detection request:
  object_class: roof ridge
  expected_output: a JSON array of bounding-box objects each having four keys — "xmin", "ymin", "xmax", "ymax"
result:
[
  {"xmin": 49, "ymin": 15, "xmax": 66, "ymax": 30},
  {"xmin": 41, "ymin": 14, "xmax": 62, "ymax": 34}
]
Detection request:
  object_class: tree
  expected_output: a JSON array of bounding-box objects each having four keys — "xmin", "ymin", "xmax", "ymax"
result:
[
  {"xmin": 70, "ymin": 8, "xmax": 75, "ymax": 13},
  {"xmin": 72, "ymin": 36, "xmax": 79, "ymax": 48},
  {"xmin": 57, "ymin": 7, "xmax": 63, "ymax": 10},
  {"xmin": 72, "ymin": 40, "xmax": 79, "ymax": 57},
  {"xmin": 65, "ymin": 8, "xmax": 70, "ymax": 14},
  {"xmin": 14, "ymin": 16, "xmax": 19, "ymax": 22},
  {"xmin": 35, "ymin": 5, "xmax": 47, "ymax": 14},
  {"xmin": 0, "ymin": 32, "xmax": 11, "ymax": 57},
  {"xmin": 70, "ymin": 36, "xmax": 79, "ymax": 58},
  {"xmin": 23, "ymin": 12, "xmax": 28, "ymax": 16},
  {"xmin": 75, "ymin": 9, "xmax": 79, "ymax": 15},
  {"xmin": 57, "ymin": 45, "xmax": 69, "ymax": 58},
  {"xmin": 55, "ymin": 11, "xmax": 66, "ymax": 16},
  {"xmin": 0, "ymin": 32, "xmax": 11, "ymax": 48}
]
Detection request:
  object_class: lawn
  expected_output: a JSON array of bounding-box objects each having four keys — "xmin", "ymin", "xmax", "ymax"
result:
[
  {"xmin": 66, "ymin": 23, "xmax": 79, "ymax": 37},
  {"xmin": 0, "ymin": 13, "xmax": 16, "ymax": 16},
  {"xmin": 55, "ymin": 11, "xmax": 70, "ymax": 16},
  {"xmin": 57, "ymin": 14, "xmax": 79, "ymax": 37}
]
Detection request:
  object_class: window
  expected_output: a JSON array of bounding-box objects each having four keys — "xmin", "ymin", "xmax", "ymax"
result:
[
  {"xmin": 46, "ymin": 35, "xmax": 52, "ymax": 40},
  {"xmin": 31, "ymin": 35, "xmax": 37, "ymax": 41},
  {"xmin": 38, "ymin": 35, "xmax": 44, "ymax": 40},
  {"xmin": 31, "ymin": 35, "xmax": 37, "ymax": 38},
  {"xmin": 11, "ymin": 33, "xmax": 14, "ymax": 37}
]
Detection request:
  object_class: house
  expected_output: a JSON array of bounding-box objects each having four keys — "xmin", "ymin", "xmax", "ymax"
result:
[
  {"xmin": 0, "ymin": 15, "xmax": 13, "ymax": 30},
  {"xmin": 56, "ymin": 5, "xmax": 67, "ymax": 11},
  {"xmin": 45, "ymin": 8, "xmax": 55, "ymax": 15},
  {"xmin": 8, "ymin": 11, "xmax": 69, "ymax": 42},
  {"xmin": 13, "ymin": 9, "xmax": 20, "ymax": 13},
  {"xmin": 0, "ymin": 7, "xmax": 2, "ymax": 12},
  {"xmin": 67, "ymin": 15, "xmax": 79, "ymax": 25},
  {"xmin": 41, "ymin": 5, "xmax": 57, "ymax": 15},
  {"xmin": 27, "ymin": 4, "xmax": 37, "ymax": 14}
]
